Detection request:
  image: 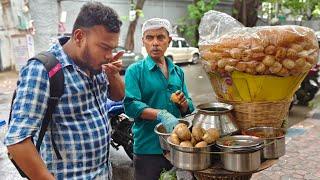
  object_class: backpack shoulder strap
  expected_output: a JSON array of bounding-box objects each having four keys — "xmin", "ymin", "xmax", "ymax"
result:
[
  {"xmin": 32, "ymin": 52, "xmax": 64, "ymax": 98},
  {"xmin": 7, "ymin": 52, "xmax": 64, "ymax": 178},
  {"xmin": 32, "ymin": 52, "xmax": 64, "ymax": 159}
]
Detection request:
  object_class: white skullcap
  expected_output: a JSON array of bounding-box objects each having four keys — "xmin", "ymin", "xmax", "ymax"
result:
[{"xmin": 142, "ymin": 18, "xmax": 172, "ymax": 36}]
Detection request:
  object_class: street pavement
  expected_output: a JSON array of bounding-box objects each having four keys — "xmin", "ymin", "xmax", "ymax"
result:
[{"xmin": 0, "ymin": 64, "xmax": 319, "ymax": 179}]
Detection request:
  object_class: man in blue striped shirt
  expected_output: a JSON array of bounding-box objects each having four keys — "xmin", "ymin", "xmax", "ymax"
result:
[{"xmin": 4, "ymin": 2, "xmax": 124, "ymax": 179}]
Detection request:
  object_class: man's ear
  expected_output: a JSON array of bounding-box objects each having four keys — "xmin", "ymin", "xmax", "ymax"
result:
[
  {"xmin": 168, "ymin": 36, "xmax": 172, "ymax": 45},
  {"xmin": 72, "ymin": 29, "xmax": 85, "ymax": 46},
  {"xmin": 141, "ymin": 36, "xmax": 145, "ymax": 47}
]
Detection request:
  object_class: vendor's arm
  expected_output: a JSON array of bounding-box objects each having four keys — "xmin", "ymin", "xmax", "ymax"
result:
[
  {"xmin": 124, "ymin": 66, "xmax": 157, "ymax": 120},
  {"xmin": 4, "ymin": 60, "xmax": 55, "ymax": 179}
]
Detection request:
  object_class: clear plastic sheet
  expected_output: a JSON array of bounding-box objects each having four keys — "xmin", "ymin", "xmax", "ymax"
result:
[{"xmin": 199, "ymin": 11, "xmax": 320, "ymax": 77}]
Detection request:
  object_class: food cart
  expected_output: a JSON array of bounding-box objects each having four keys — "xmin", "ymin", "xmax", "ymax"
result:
[{"xmin": 155, "ymin": 10, "xmax": 319, "ymax": 180}]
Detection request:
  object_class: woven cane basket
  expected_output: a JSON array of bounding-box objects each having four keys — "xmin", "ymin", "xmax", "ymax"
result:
[
  {"xmin": 217, "ymin": 97, "xmax": 291, "ymax": 130},
  {"xmin": 194, "ymin": 172, "xmax": 252, "ymax": 180}
]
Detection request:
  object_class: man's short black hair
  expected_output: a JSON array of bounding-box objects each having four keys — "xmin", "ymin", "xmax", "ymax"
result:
[{"xmin": 72, "ymin": 2, "xmax": 122, "ymax": 33}]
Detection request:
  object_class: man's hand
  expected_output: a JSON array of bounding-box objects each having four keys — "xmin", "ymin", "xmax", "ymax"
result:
[
  {"xmin": 102, "ymin": 51, "xmax": 124, "ymax": 77},
  {"xmin": 102, "ymin": 51, "xmax": 125, "ymax": 101},
  {"xmin": 156, "ymin": 110, "xmax": 179, "ymax": 133},
  {"xmin": 173, "ymin": 90, "xmax": 189, "ymax": 114}
]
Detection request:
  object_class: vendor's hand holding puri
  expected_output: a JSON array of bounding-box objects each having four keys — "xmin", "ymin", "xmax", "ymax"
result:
[
  {"xmin": 170, "ymin": 90, "xmax": 181, "ymax": 104},
  {"xmin": 171, "ymin": 90, "xmax": 189, "ymax": 112}
]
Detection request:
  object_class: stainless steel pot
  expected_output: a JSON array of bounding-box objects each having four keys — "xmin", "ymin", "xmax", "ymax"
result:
[
  {"xmin": 154, "ymin": 120, "xmax": 191, "ymax": 151},
  {"xmin": 243, "ymin": 127, "xmax": 286, "ymax": 159},
  {"xmin": 167, "ymin": 140, "xmax": 215, "ymax": 171},
  {"xmin": 192, "ymin": 102, "xmax": 239, "ymax": 136},
  {"xmin": 216, "ymin": 135, "xmax": 263, "ymax": 172}
]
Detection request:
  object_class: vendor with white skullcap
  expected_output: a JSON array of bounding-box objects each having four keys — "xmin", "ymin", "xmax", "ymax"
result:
[{"xmin": 124, "ymin": 18, "xmax": 194, "ymax": 180}]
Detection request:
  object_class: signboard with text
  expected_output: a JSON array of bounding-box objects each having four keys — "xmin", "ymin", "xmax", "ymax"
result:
[{"xmin": 11, "ymin": 34, "xmax": 34, "ymax": 71}]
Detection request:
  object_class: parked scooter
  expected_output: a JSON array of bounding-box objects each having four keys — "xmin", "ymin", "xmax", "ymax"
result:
[
  {"xmin": 107, "ymin": 99, "xmax": 134, "ymax": 160},
  {"xmin": 294, "ymin": 64, "xmax": 320, "ymax": 106}
]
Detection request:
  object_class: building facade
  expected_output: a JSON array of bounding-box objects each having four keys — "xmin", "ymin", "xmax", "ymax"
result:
[
  {"xmin": 0, "ymin": 0, "xmax": 35, "ymax": 71},
  {"xmin": 0, "ymin": 0, "xmax": 234, "ymax": 71}
]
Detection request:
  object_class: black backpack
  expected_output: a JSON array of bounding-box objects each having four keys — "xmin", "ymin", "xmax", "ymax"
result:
[{"xmin": 8, "ymin": 52, "xmax": 64, "ymax": 178}]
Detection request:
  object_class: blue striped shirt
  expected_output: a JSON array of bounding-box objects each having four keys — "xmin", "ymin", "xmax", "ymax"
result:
[{"xmin": 4, "ymin": 40, "xmax": 112, "ymax": 179}]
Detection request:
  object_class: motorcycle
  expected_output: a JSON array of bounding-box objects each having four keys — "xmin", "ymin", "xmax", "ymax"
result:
[
  {"xmin": 290, "ymin": 39, "xmax": 320, "ymax": 108},
  {"xmin": 107, "ymin": 99, "xmax": 134, "ymax": 160},
  {"xmin": 293, "ymin": 64, "xmax": 320, "ymax": 106}
]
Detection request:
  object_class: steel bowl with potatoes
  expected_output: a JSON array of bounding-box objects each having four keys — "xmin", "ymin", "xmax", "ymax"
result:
[{"xmin": 166, "ymin": 124, "xmax": 220, "ymax": 171}]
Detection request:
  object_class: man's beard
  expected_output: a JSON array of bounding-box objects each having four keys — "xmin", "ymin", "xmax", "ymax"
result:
[{"xmin": 79, "ymin": 44, "xmax": 102, "ymax": 76}]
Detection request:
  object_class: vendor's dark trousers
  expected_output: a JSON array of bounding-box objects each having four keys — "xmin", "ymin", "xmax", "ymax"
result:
[{"xmin": 133, "ymin": 154, "xmax": 173, "ymax": 180}]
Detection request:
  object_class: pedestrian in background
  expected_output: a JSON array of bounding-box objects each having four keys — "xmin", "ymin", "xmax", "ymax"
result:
[
  {"xmin": 4, "ymin": 2, "xmax": 124, "ymax": 179},
  {"xmin": 124, "ymin": 18, "xmax": 195, "ymax": 180}
]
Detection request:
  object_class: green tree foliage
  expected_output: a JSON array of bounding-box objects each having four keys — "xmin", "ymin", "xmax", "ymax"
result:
[
  {"xmin": 262, "ymin": 0, "xmax": 320, "ymax": 21},
  {"xmin": 178, "ymin": 0, "xmax": 220, "ymax": 47},
  {"xmin": 283, "ymin": 0, "xmax": 320, "ymax": 20}
]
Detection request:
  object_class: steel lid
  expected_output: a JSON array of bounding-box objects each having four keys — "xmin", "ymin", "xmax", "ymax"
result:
[
  {"xmin": 196, "ymin": 102, "xmax": 233, "ymax": 115},
  {"xmin": 216, "ymin": 135, "xmax": 263, "ymax": 150}
]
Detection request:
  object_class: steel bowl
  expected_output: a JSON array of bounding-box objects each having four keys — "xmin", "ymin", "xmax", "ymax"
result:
[
  {"xmin": 167, "ymin": 139, "xmax": 215, "ymax": 171},
  {"xmin": 154, "ymin": 119, "xmax": 191, "ymax": 151},
  {"xmin": 192, "ymin": 102, "xmax": 239, "ymax": 137},
  {"xmin": 243, "ymin": 127, "xmax": 286, "ymax": 159},
  {"xmin": 216, "ymin": 135, "xmax": 263, "ymax": 172}
]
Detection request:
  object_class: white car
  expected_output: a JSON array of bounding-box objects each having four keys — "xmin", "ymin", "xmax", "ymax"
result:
[{"xmin": 142, "ymin": 37, "xmax": 200, "ymax": 64}]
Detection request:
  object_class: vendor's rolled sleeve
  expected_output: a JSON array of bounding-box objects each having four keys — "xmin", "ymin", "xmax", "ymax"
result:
[
  {"xmin": 4, "ymin": 60, "xmax": 50, "ymax": 146},
  {"xmin": 124, "ymin": 99, "xmax": 149, "ymax": 119},
  {"xmin": 124, "ymin": 66, "xmax": 149, "ymax": 119}
]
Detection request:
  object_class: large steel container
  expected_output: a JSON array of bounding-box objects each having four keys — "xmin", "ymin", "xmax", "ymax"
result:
[
  {"xmin": 243, "ymin": 127, "xmax": 286, "ymax": 159},
  {"xmin": 167, "ymin": 140, "xmax": 215, "ymax": 171},
  {"xmin": 192, "ymin": 102, "xmax": 239, "ymax": 136},
  {"xmin": 216, "ymin": 135, "xmax": 263, "ymax": 172}
]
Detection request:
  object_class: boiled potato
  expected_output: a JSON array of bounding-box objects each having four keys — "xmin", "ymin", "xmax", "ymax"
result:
[
  {"xmin": 192, "ymin": 126, "xmax": 205, "ymax": 142},
  {"xmin": 173, "ymin": 123, "xmax": 187, "ymax": 133},
  {"xmin": 190, "ymin": 135, "xmax": 197, "ymax": 146},
  {"xmin": 203, "ymin": 128, "xmax": 220, "ymax": 144},
  {"xmin": 175, "ymin": 125, "xmax": 191, "ymax": 141},
  {"xmin": 202, "ymin": 133, "xmax": 214, "ymax": 144},
  {"xmin": 169, "ymin": 133, "xmax": 180, "ymax": 145},
  {"xmin": 180, "ymin": 141, "xmax": 193, "ymax": 148},
  {"xmin": 195, "ymin": 141, "xmax": 208, "ymax": 148},
  {"xmin": 207, "ymin": 128, "xmax": 220, "ymax": 139}
]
